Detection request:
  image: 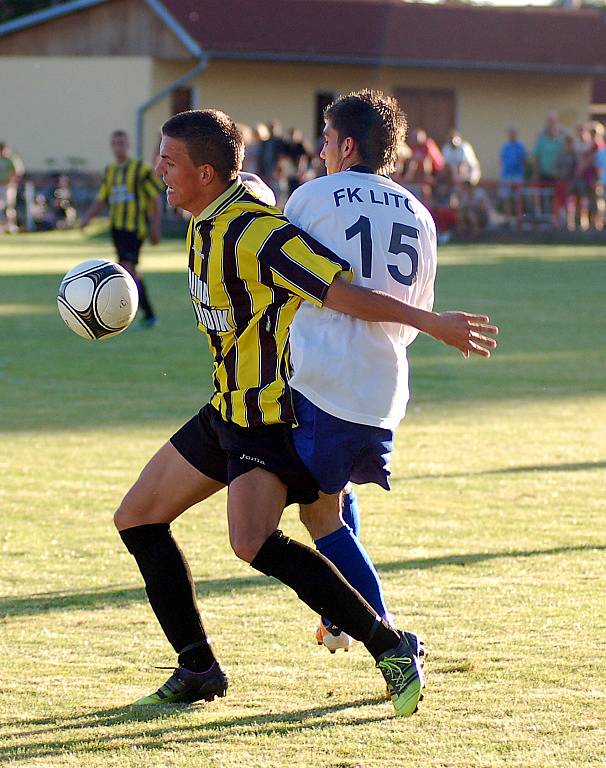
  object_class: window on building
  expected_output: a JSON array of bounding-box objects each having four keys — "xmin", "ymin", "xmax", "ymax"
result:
[
  {"xmin": 315, "ymin": 92, "xmax": 335, "ymax": 140},
  {"xmin": 171, "ymin": 87, "xmax": 193, "ymax": 115},
  {"xmin": 393, "ymin": 88, "xmax": 456, "ymax": 147}
]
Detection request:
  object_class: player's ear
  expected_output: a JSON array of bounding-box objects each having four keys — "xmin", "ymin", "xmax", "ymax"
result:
[
  {"xmin": 198, "ymin": 164, "xmax": 215, "ymax": 186},
  {"xmin": 342, "ymin": 136, "xmax": 356, "ymax": 158}
]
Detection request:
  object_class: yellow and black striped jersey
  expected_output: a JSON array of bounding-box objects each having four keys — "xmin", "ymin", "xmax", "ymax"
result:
[
  {"xmin": 187, "ymin": 179, "xmax": 353, "ymax": 427},
  {"xmin": 97, "ymin": 158, "xmax": 164, "ymax": 239}
]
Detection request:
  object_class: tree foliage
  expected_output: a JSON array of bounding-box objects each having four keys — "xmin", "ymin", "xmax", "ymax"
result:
[{"xmin": 0, "ymin": 1, "xmax": 70, "ymax": 24}]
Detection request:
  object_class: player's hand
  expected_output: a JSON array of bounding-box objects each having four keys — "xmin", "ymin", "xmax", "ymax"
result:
[
  {"xmin": 149, "ymin": 229, "xmax": 161, "ymax": 245},
  {"xmin": 430, "ymin": 311, "xmax": 499, "ymax": 358}
]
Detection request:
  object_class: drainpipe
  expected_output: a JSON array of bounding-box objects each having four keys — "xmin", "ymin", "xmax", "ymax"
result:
[
  {"xmin": 135, "ymin": 56, "xmax": 208, "ymax": 160},
  {"xmin": 137, "ymin": 0, "xmax": 209, "ymax": 159}
]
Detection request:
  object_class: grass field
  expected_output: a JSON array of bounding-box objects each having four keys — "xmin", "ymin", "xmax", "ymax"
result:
[{"xmin": 1, "ymin": 231, "xmax": 605, "ymax": 768}]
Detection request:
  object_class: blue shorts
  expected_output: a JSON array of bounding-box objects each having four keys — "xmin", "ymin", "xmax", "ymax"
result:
[{"xmin": 291, "ymin": 389, "xmax": 394, "ymax": 495}]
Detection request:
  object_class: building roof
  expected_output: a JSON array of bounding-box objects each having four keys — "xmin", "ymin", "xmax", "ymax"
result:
[
  {"xmin": 593, "ymin": 76, "xmax": 606, "ymax": 103},
  {"xmin": 160, "ymin": 0, "xmax": 606, "ymax": 74},
  {"xmin": 1, "ymin": 0, "xmax": 605, "ymax": 75}
]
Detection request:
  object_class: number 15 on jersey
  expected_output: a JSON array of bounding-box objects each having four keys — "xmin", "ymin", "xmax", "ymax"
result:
[{"xmin": 345, "ymin": 215, "xmax": 419, "ymax": 286}]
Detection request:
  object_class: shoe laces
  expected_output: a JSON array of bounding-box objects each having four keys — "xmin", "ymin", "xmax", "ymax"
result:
[{"xmin": 378, "ymin": 655, "xmax": 413, "ymax": 688}]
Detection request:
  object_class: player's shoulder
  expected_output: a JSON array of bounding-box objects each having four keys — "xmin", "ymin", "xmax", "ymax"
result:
[
  {"xmin": 287, "ymin": 174, "xmax": 337, "ymax": 203},
  {"xmin": 379, "ymin": 175, "xmax": 435, "ymax": 226}
]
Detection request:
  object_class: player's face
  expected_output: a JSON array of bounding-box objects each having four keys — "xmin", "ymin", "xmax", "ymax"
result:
[
  {"xmin": 320, "ymin": 122, "xmax": 348, "ymax": 175},
  {"xmin": 156, "ymin": 135, "xmax": 205, "ymax": 214},
  {"xmin": 111, "ymin": 135, "xmax": 129, "ymax": 163}
]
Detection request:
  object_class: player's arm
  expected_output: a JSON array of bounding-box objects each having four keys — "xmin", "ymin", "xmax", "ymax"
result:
[
  {"xmin": 79, "ymin": 197, "xmax": 105, "ymax": 229},
  {"xmin": 148, "ymin": 195, "xmax": 162, "ymax": 245},
  {"xmin": 80, "ymin": 168, "xmax": 109, "ymax": 229},
  {"xmin": 323, "ymin": 274, "xmax": 498, "ymax": 358}
]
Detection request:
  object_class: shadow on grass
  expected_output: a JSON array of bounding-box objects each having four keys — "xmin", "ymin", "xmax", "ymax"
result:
[
  {"xmin": 376, "ymin": 543, "xmax": 606, "ymax": 575},
  {"xmin": 398, "ymin": 459, "xmax": 606, "ymax": 482},
  {"xmin": 0, "ymin": 696, "xmax": 387, "ymax": 761},
  {"xmin": 2, "ymin": 544, "xmax": 604, "ymax": 618},
  {"xmin": 0, "ymin": 572, "xmax": 276, "ymax": 617}
]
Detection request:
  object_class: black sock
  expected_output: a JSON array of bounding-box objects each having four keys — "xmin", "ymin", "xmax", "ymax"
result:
[
  {"xmin": 251, "ymin": 530, "xmax": 400, "ymax": 659},
  {"xmin": 137, "ymin": 277, "xmax": 155, "ymax": 320},
  {"xmin": 119, "ymin": 524, "xmax": 216, "ymax": 670}
]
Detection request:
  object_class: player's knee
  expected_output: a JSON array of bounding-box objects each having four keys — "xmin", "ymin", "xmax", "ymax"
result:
[
  {"xmin": 229, "ymin": 530, "xmax": 267, "ymax": 564},
  {"xmin": 300, "ymin": 497, "xmax": 342, "ymax": 540},
  {"xmin": 113, "ymin": 486, "xmax": 151, "ymax": 531},
  {"xmin": 114, "ymin": 497, "xmax": 136, "ymax": 531},
  {"xmin": 113, "ymin": 503, "xmax": 127, "ymax": 531},
  {"xmin": 301, "ymin": 511, "xmax": 327, "ymax": 540},
  {"xmin": 230, "ymin": 535, "xmax": 263, "ymax": 563}
]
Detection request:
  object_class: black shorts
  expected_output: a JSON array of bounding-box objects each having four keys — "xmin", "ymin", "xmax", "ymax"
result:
[
  {"xmin": 111, "ymin": 228, "xmax": 143, "ymax": 264},
  {"xmin": 170, "ymin": 404, "xmax": 320, "ymax": 506}
]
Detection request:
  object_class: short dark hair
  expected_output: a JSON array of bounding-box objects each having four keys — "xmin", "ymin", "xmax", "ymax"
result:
[
  {"xmin": 111, "ymin": 130, "xmax": 128, "ymax": 140},
  {"xmin": 324, "ymin": 90, "xmax": 407, "ymax": 173},
  {"xmin": 162, "ymin": 109, "xmax": 244, "ymax": 181}
]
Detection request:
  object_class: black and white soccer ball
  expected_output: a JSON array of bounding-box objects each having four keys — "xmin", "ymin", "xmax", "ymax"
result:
[{"xmin": 57, "ymin": 259, "xmax": 139, "ymax": 340}]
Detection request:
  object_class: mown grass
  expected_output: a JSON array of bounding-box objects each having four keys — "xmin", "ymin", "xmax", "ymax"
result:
[{"xmin": 1, "ymin": 231, "xmax": 605, "ymax": 767}]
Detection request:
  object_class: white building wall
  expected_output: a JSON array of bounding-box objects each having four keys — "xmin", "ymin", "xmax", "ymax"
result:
[{"xmin": 1, "ymin": 56, "xmax": 153, "ymax": 173}]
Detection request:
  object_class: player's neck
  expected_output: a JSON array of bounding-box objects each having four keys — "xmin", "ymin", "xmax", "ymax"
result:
[
  {"xmin": 189, "ymin": 178, "xmax": 235, "ymax": 218},
  {"xmin": 338, "ymin": 156, "xmax": 362, "ymax": 173}
]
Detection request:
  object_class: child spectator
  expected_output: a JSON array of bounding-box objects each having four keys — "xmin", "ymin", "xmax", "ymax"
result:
[
  {"xmin": 457, "ymin": 181, "xmax": 492, "ymax": 240},
  {"xmin": 499, "ymin": 128, "xmax": 526, "ymax": 228}
]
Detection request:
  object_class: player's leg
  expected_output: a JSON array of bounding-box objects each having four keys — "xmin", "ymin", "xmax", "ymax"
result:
[
  {"xmin": 300, "ymin": 490, "xmax": 388, "ymax": 651},
  {"xmin": 292, "ymin": 390, "xmax": 390, "ymax": 639},
  {"xmin": 111, "ymin": 229, "xmax": 156, "ymax": 325},
  {"xmin": 115, "ymin": 408, "xmax": 228, "ymax": 704},
  {"xmin": 341, "ymin": 482, "xmax": 360, "ymax": 536},
  {"xmin": 227, "ymin": 467, "xmax": 394, "ymax": 650},
  {"xmin": 227, "ymin": 467, "xmax": 424, "ymax": 716}
]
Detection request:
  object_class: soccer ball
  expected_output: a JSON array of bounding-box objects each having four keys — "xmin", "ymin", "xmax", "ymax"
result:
[{"xmin": 57, "ymin": 259, "xmax": 138, "ymax": 340}]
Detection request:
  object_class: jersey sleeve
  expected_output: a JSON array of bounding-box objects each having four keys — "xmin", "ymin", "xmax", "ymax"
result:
[
  {"xmin": 259, "ymin": 221, "xmax": 352, "ymax": 307},
  {"xmin": 283, "ymin": 183, "xmax": 309, "ymax": 230},
  {"xmin": 140, "ymin": 164, "xmax": 164, "ymax": 198},
  {"xmin": 96, "ymin": 166, "xmax": 110, "ymax": 201}
]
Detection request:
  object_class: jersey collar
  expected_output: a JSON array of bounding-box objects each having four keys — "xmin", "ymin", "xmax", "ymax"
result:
[
  {"xmin": 195, "ymin": 178, "xmax": 244, "ymax": 222},
  {"xmin": 346, "ymin": 164, "xmax": 375, "ymax": 174},
  {"xmin": 345, "ymin": 164, "xmax": 389, "ymax": 178}
]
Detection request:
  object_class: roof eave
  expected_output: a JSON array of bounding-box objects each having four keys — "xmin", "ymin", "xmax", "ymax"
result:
[
  {"xmin": 0, "ymin": 0, "xmax": 110, "ymax": 37},
  {"xmin": 207, "ymin": 49, "xmax": 606, "ymax": 76},
  {"xmin": 143, "ymin": 0, "xmax": 206, "ymax": 59}
]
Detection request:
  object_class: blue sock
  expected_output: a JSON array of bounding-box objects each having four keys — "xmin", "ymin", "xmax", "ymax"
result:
[
  {"xmin": 341, "ymin": 488, "xmax": 360, "ymax": 537},
  {"xmin": 316, "ymin": 525, "xmax": 387, "ymax": 624}
]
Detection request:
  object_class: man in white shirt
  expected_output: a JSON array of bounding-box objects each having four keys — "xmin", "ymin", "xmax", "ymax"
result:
[
  {"xmin": 441, "ymin": 129, "xmax": 481, "ymax": 187},
  {"xmin": 285, "ymin": 92, "xmax": 492, "ymax": 693}
]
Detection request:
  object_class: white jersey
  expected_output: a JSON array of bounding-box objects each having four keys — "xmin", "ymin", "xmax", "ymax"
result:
[{"xmin": 285, "ymin": 167, "xmax": 437, "ymax": 430}]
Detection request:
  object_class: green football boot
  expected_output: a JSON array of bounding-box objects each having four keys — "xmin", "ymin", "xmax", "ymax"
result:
[
  {"xmin": 133, "ymin": 662, "xmax": 228, "ymax": 705},
  {"xmin": 376, "ymin": 632, "xmax": 426, "ymax": 717}
]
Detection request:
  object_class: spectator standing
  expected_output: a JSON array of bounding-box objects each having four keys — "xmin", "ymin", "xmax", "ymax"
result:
[
  {"xmin": 441, "ymin": 129, "xmax": 481, "ymax": 187},
  {"xmin": 241, "ymin": 123, "xmax": 268, "ymax": 175},
  {"xmin": 0, "ymin": 141, "xmax": 24, "ymax": 233},
  {"xmin": 499, "ymin": 128, "xmax": 526, "ymax": 228},
  {"xmin": 52, "ymin": 174, "xmax": 77, "ymax": 229},
  {"xmin": 554, "ymin": 134, "xmax": 578, "ymax": 230},
  {"xmin": 284, "ymin": 127, "xmax": 312, "ymax": 195},
  {"xmin": 594, "ymin": 139, "xmax": 606, "ymax": 231},
  {"xmin": 258, "ymin": 120, "xmax": 289, "ymax": 180},
  {"xmin": 405, "ymin": 128, "xmax": 444, "ymax": 202},
  {"xmin": 428, "ymin": 165, "xmax": 458, "ymax": 244},
  {"xmin": 531, "ymin": 112, "xmax": 565, "ymax": 219},
  {"xmin": 584, "ymin": 122, "xmax": 604, "ymax": 229}
]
